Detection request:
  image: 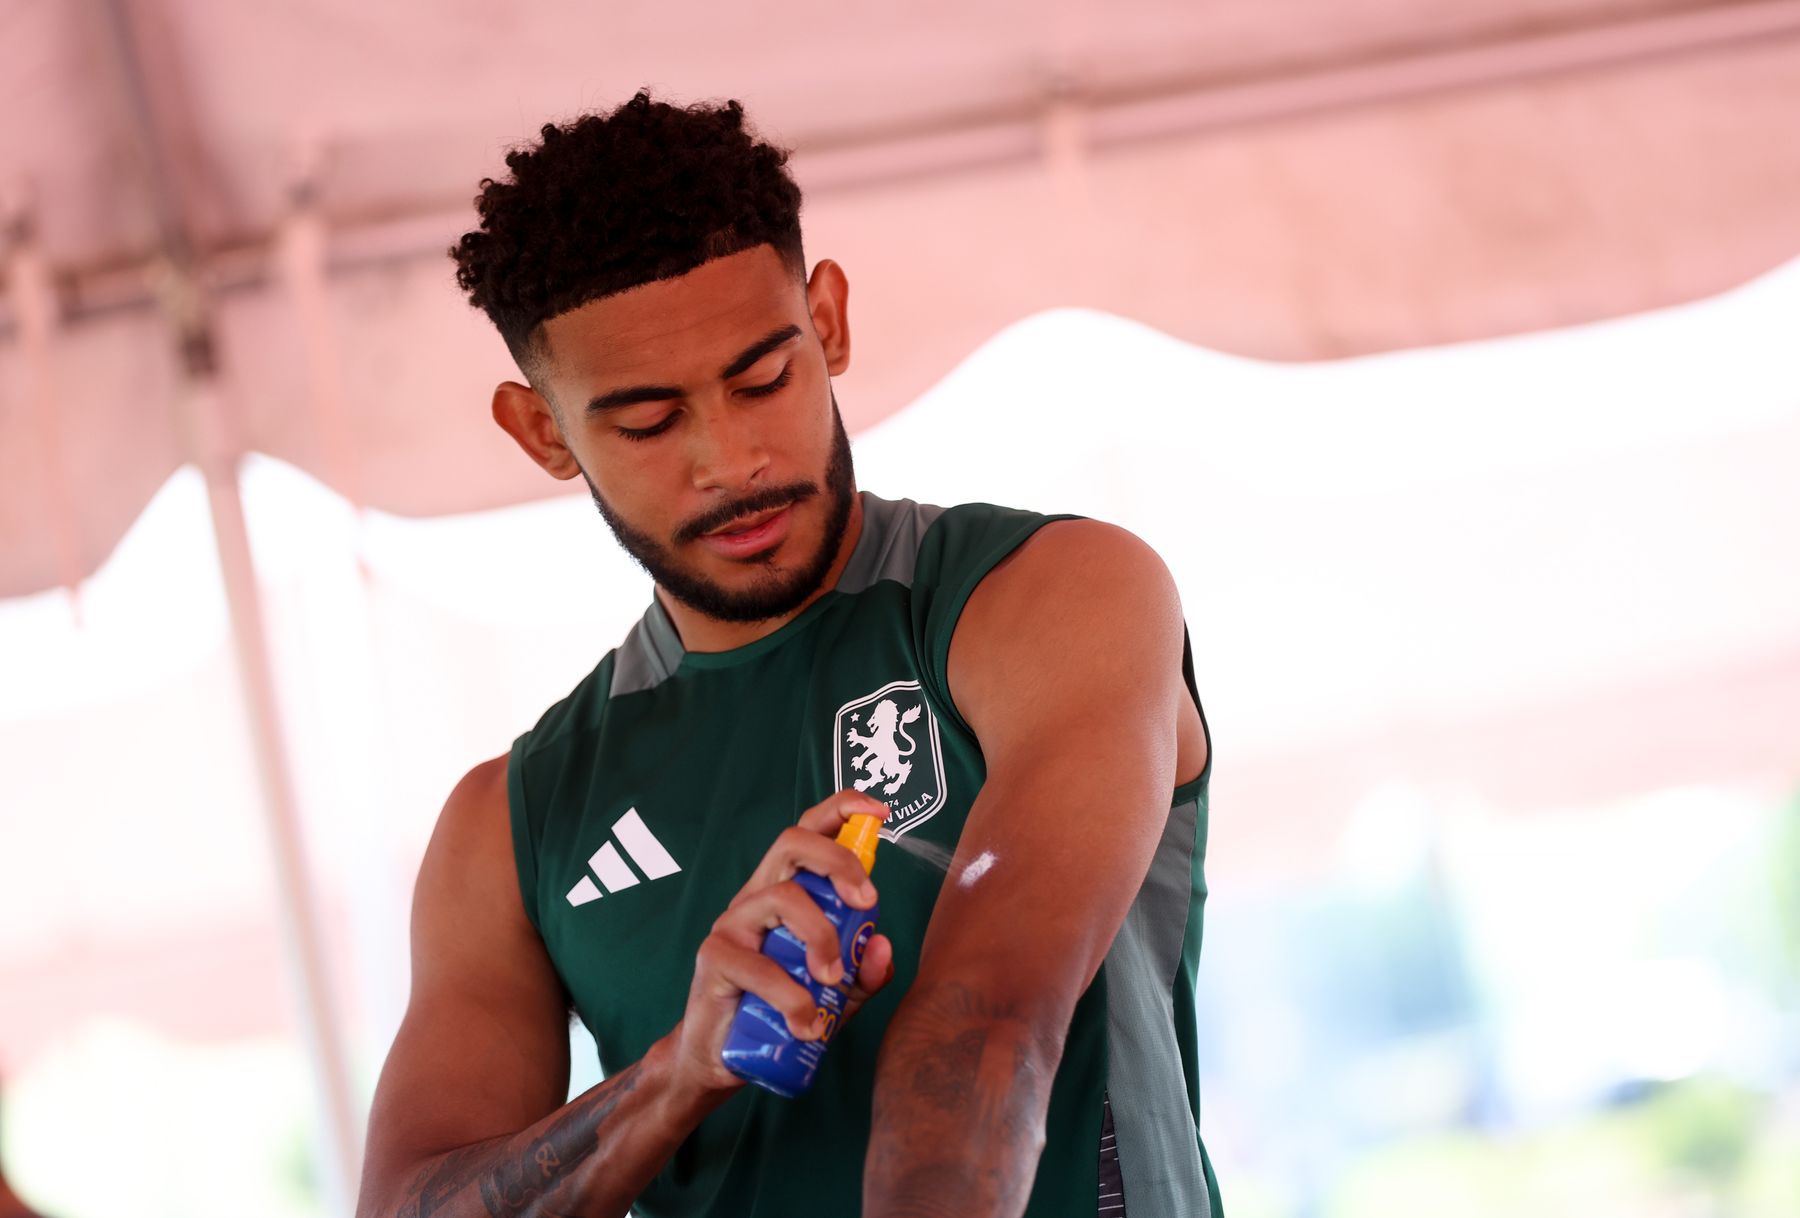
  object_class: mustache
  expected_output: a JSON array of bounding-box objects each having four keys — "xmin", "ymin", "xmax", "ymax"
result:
[{"xmin": 674, "ymin": 481, "xmax": 819, "ymax": 545}]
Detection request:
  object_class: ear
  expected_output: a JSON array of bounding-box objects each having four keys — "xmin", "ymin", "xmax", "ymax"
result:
[
  {"xmin": 492, "ymin": 380, "xmax": 582, "ymax": 481},
  {"xmin": 806, "ymin": 258, "xmax": 851, "ymax": 377}
]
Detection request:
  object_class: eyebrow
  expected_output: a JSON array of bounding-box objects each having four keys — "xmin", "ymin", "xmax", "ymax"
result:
[{"xmin": 585, "ymin": 324, "xmax": 803, "ymax": 416}]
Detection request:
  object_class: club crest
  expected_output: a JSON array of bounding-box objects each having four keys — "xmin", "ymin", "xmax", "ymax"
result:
[{"xmin": 833, "ymin": 679, "xmax": 947, "ymax": 841}]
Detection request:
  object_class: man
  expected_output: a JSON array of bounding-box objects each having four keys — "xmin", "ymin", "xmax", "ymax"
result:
[
  {"xmin": 356, "ymin": 91, "xmax": 1219, "ymax": 1218},
  {"xmin": 0, "ymin": 1087, "xmax": 54, "ymax": 1218},
  {"xmin": 0, "ymin": 1169, "xmax": 49, "ymax": 1218}
]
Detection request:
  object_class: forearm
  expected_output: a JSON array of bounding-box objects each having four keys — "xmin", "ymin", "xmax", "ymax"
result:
[
  {"xmin": 369, "ymin": 1031, "xmax": 729, "ymax": 1218},
  {"xmin": 863, "ymin": 981, "xmax": 1066, "ymax": 1218}
]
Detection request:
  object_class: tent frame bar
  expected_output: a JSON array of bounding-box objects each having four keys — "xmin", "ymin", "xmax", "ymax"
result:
[{"xmin": 6, "ymin": 0, "xmax": 1800, "ymax": 341}]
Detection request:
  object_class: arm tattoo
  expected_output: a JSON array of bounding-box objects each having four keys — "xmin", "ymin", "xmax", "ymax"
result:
[
  {"xmin": 906, "ymin": 1027, "xmax": 984, "ymax": 1112},
  {"xmin": 395, "ymin": 1061, "xmax": 642, "ymax": 1218},
  {"xmin": 865, "ymin": 982, "xmax": 1062, "ymax": 1218}
]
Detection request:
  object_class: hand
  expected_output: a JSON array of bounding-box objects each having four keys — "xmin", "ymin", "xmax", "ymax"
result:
[{"xmin": 668, "ymin": 789, "xmax": 898, "ymax": 1096}]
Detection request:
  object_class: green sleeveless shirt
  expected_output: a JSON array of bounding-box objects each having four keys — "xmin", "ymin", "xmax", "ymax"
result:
[{"xmin": 507, "ymin": 494, "xmax": 1221, "ymax": 1218}]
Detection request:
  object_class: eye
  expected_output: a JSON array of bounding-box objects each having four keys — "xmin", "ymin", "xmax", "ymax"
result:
[
  {"xmin": 738, "ymin": 364, "xmax": 793, "ymax": 399},
  {"xmin": 615, "ymin": 414, "xmax": 678, "ymax": 442}
]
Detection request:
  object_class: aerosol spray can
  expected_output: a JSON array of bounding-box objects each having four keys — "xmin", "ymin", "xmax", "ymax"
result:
[{"xmin": 720, "ymin": 812, "xmax": 882, "ymax": 1097}]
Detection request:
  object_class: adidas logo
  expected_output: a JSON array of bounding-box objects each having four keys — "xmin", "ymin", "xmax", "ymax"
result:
[{"xmin": 566, "ymin": 808, "xmax": 682, "ymax": 906}]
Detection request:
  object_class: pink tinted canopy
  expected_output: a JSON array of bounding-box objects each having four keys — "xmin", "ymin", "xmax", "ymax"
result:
[{"xmin": 4, "ymin": 0, "xmax": 1800, "ymax": 597}]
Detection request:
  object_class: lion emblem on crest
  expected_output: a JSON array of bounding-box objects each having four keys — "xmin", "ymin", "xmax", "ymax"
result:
[
  {"xmin": 844, "ymin": 698, "xmax": 923, "ymax": 795},
  {"xmin": 833, "ymin": 679, "xmax": 947, "ymax": 840}
]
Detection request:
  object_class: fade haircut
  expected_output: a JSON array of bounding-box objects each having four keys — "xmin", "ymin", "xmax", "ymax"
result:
[{"xmin": 450, "ymin": 89, "xmax": 807, "ymax": 380}]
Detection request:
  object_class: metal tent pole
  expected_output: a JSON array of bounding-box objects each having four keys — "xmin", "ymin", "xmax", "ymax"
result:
[
  {"xmin": 159, "ymin": 268, "xmax": 364, "ymax": 1213},
  {"xmin": 88, "ymin": 0, "xmax": 364, "ymax": 1208}
]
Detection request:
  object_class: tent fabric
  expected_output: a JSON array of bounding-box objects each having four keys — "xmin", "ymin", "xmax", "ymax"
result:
[{"xmin": 4, "ymin": 1, "xmax": 1800, "ymax": 599}]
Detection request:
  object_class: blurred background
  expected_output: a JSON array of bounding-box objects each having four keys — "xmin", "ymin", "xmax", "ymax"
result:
[{"xmin": 3, "ymin": 2, "xmax": 1799, "ymax": 1216}]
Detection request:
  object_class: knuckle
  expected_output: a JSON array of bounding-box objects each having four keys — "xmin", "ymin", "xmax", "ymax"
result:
[
  {"xmin": 765, "ymin": 880, "xmax": 806, "ymax": 919},
  {"xmin": 799, "ymin": 914, "xmax": 837, "ymax": 949},
  {"xmin": 753, "ymin": 963, "xmax": 801, "ymax": 1005}
]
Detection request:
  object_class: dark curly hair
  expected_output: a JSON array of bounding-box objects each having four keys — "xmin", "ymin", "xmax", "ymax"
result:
[{"xmin": 450, "ymin": 90, "xmax": 806, "ymax": 375}]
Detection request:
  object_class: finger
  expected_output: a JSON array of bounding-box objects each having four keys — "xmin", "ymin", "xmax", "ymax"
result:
[
  {"xmin": 844, "ymin": 934, "xmax": 895, "ymax": 1021},
  {"xmin": 742, "ymin": 825, "xmax": 881, "ymax": 910},
  {"xmin": 696, "ymin": 937, "xmax": 827, "ymax": 1040},
  {"xmin": 795, "ymin": 788, "xmax": 890, "ymax": 838},
  {"xmin": 718, "ymin": 881, "xmax": 849, "ymax": 986},
  {"xmin": 847, "ymin": 932, "xmax": 894, "ymax": 1001}
]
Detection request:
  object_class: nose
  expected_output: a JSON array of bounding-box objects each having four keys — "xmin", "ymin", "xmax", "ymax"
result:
[{"xmin": 688, "ymin": 400, "xmax": 771, "ymax": 493}]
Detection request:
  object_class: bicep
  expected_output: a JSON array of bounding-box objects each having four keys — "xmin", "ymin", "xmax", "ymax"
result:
[
  {"xmin": 360, "ymin": 756, "xmax": 572, "ymax": 1205},
  {"xmin": 922, "ymin": 521, "xmax": 1189, "ymax": 1007}
]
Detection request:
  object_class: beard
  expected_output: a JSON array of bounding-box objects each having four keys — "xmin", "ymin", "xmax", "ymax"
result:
[{"xmin": 583, "ymin": 398, "xmax": 857, "ymax": 624}]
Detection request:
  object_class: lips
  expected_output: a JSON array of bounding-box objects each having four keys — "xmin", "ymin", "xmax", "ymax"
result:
[
  {"xmin": 706, "ymin": 506, "xmax": 788, "ymax": 538},
  {"xmin": 698, "ymin": 504, "xmax": 794, "ymax": 558}
]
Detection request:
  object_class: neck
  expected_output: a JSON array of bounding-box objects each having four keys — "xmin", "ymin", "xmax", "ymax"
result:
[{"xmin": 657, "ymin": 491, "xmax": 865, "ymax": 653}]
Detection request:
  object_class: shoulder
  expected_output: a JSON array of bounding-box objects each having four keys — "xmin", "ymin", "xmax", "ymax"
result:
[
  {"xmin": 411, "ymin": 750, "xmax": 558, "ymax": 982},
  {"xmin": 450, "ymin": 752, "xmax": 510, "ymax": 813},
  {"xmin": 421, "ymin": 753, "xmax": 513, "ymax": 891},
  {"xmin": 902, "ymin": 499, "xmax": 1080, "ymax": 618},
  {"xmin": 946, "ymin": 518, "xmax": 1187, "ymax": 736},
  {"xmin": 965, "ymin": 516, "xmax": 1181, "ymax": 623},
  {"xmin": 915, "ymin": 502, "xmax": 1167, "ymax": 587},
  {"xmin": 1002, "ymin": 516, "xmax": 1167, "ymax": 568}
]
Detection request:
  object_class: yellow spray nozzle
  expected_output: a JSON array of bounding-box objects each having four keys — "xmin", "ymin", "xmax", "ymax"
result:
[{"xmin": 836, "ymin": 812, "xmax": 882, "ymax": 875}]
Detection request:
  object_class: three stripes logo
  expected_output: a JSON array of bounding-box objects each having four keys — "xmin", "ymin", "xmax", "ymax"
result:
[{"xmin": 566, "ymin": 808, "xmax": 681, "ymax": 907}]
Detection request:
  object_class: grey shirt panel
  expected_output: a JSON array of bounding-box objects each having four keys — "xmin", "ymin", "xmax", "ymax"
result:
[
  {"xmin": 1103, "ymin": 793, "xmax": 1209, "ymax": 1218},
  {"xmin": 610, "ymin": 596, "xmax": 686, "ymax": 698},
  {"xmin": 836, "ymin": 493, "xmax": 945, "ymax": 594}
]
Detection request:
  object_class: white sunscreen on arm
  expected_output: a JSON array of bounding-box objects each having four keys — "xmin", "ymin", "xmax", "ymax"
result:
[{"xmin": 958, "ymin": 849, "xmax": 998, "ymax": 888}]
